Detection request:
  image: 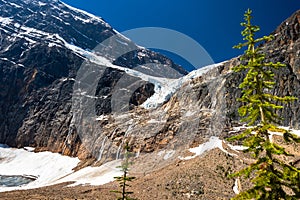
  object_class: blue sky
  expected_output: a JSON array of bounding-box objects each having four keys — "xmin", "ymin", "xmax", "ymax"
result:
[{"xmin": 62, "ymin": 0, "xmax": 299, "ymax": 70}]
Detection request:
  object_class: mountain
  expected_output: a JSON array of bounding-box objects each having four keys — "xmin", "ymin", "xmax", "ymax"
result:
[
  {"xmin": 0, "ymin": 0, "xmax": 299, "ymax": 167},
  {"xmin": 0, "ymin": 0, "xmax": 187, "ymax": 158},
  {"xmin": 70, "ymin": 9, "xmax": 300, "ymax": 166},
  {"xmin": 0, "ymin": 1, "xmax": 299, "ymax": 198}
]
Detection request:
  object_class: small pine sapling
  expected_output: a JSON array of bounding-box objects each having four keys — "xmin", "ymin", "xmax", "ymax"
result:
[{"xmin": 111, "ymin": 143, "xmax": 136, "ymax": 200}]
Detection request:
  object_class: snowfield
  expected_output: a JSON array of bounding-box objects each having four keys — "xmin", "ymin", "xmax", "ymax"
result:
[{"xmin": 0, "ymin": 146, "xmax": 122, "ymax": 192}]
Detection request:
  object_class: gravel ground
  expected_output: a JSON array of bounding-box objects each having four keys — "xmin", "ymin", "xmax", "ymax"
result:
[
  {"xmin": 2, "ymin": 134, "xmax": 299, "ymax": 200},
  {"xmin": 0, "ymin": 148, "xmax": 243, "ymax": 200}
]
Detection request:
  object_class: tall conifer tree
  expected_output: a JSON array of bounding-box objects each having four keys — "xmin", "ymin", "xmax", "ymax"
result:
[{"xmin": 229, "ymin": 9, "xmax": 300, "ymax": 200}]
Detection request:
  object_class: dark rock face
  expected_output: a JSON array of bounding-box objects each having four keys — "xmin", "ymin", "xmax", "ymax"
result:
[
  {"xmin": 258, "ymin": 10, "xmax": 300, "ymax": 128},
  {"xmin": 217, "ymin": 10, "xmax": 300, "ymax": 130},
  {"xmin": 0, "ymin": 0, "xmax": 186, "ymax": 158},
  {"xmin": 129, "ymin": 83, "xmax": 155, "ymax": 108}
]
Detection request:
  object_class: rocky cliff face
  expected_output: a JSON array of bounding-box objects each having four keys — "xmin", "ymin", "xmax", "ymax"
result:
[
  {"xmin": 0, "ymin": 0, "xmax": 299, "ymax": 163},
  {"xmin": 0, "ymin": 0, "xmax": 186, "ymax": 158}
]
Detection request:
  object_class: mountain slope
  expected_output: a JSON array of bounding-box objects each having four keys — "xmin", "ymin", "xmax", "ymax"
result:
[
  {"xmin": 78, "ymin": 10, "xmax": 300, "ymax": 167},
  {"xmin": 0, "ymin": 0, "xmax": 299, "ymax": 164},
  {"xmin": 0, "ymin": 0, "xmax": 186, "ymax": 158}
]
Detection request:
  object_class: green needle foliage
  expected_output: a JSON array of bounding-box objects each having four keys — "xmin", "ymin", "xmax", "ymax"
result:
[
  {"xmin": 111, "ymin": 143, "xmax": 136, "ymax": 200},
  {"xmin": 228, "ymin": 9, "xmax": 300, "ymax": 200}
]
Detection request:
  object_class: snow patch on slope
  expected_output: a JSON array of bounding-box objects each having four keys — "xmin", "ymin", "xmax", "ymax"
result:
[
  {"xmin": 179, "ymin": 136, "xmax": 234, "ymax": 160},
  {"xmin": 228, "ymin": 126, "xmax": 300, "ymax": 150},
  {"xmin": 0, "ymin": 17, "xmax": 13, "ymax": 25},
  {"xmin": 268, "ymin": 127, "xmax": 300, "ymax": 142},
  {"xmin": 38, "ymin": 1, "xmax": 47, "ymax": 7},
  {"xmin": 0, "ymin": 146, "xmax": 122, "ymax": 192},
  {"xmin": 60, "ymin": 1, "xmax": 110, "ymax": 27},
  {"xmin": 233, "ymin": 179, "xmax": 240, "ymax": 194},
  {"xmin": 56, "ymin": 160, "xmax": 122, "ymax": 187},
  {"xmin": 0, "ymin": 17, "xmax": 70, "ymax": 46},
  {"xmin": 0, "ymin": 146, "xmax": 79, "ymax": 192}
]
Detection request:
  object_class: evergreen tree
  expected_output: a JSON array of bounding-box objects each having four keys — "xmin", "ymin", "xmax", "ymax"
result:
[
  {"xmin": 228, "ymin": 9, "xmax": 300, "ymax": 200},
  {"xmin": 111, "ymin": 143, "xmax": 136, "ymax": 200}
]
